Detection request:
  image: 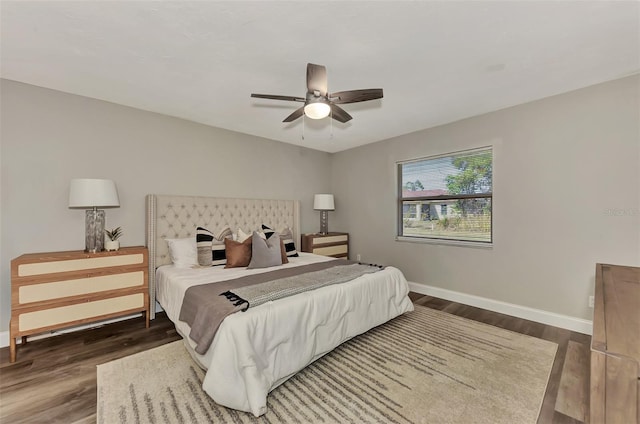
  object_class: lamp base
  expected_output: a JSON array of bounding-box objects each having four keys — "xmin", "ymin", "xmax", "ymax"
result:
[
  {"xmin": 319, "ymin": 210, "xmax": 329, "ymax": 235},
  {"xmin": 85, "ymin": 209, "xmax": 105, "ymax": 253}
]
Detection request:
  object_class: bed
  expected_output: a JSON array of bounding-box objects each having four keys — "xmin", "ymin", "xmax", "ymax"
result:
[{"xmin": 146, "ymin": 194, "xmax": 414, "ymax": 417}]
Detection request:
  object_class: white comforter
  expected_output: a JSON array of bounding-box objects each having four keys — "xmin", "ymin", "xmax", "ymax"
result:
[{"xmin": 156, "ymin": 253, "xmax": 414, "ymax": 417}]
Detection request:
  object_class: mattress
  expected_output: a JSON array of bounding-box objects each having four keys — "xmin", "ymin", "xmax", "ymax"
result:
[{"xmin": 156, "ymin": 252, "xmax": 414, "ymax": 416}]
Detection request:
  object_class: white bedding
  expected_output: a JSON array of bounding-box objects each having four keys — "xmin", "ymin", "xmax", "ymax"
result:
[{"xmin": 156, "ymin": 252, "xmax": 414, "ymax": 417}]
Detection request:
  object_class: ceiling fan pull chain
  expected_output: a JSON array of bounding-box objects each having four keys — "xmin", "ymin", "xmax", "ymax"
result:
[
  {"xmin": 330, "ymin": 109, "xmax": 334, "ymax": 139},
  {"xmin": 302, "ymin": 113, "xmax": 305, "ymax": 140}
]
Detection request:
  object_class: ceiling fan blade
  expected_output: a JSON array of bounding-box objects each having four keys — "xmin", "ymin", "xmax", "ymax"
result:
[
  {"xmin": 251, "ymin": 93, "xmax": 305, "ymax": 102},
  {"xmin": 330, "ymin": 104, "xmax": 353, "ymax": 123},
  {"xmin": 306, "ymin": 63, "xmax": 327, "ymax": 96},
  {"xmin": 330, "ymin": 88, "xmax": 383, "ymax": 104},
  {"xmin": 283, "ymin": 107, "xmax": 305, "ymax": 122}
]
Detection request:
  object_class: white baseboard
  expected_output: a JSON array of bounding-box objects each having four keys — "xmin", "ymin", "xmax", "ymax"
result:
[
  {"xmin": 409, "ymin": 282, "xmax": 593, "ymax": 335},
  {"xmin": 0, "ymin": 331, "xmax": 10, "ymax": 349}
]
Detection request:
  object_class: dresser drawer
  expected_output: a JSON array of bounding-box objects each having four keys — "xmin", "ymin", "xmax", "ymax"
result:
[
  {"xmin": 17, "ymin": 292, "xmax": 146, "ymax": 332},
  {"xmin": 17, "ymin": 271, "xmax": 145, "ymax": 305},
  {"xmin": 16, "ymin": 253, "xmax": 145, "ymax": 277}
]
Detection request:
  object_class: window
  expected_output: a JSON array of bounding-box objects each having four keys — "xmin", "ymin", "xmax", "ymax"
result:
[{"xmin": 398, "ymin": 147, "xmax": 492, "ymax": 244}]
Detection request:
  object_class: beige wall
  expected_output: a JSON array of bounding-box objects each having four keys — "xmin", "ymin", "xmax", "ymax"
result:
[
  {"xmin": 331, "ymin": 75, "xmax": 640, "ymax": 321},
  {"xmin": 0, "ymin": 79, "xmax": 332, "ymax": 332},
  {"xmin": 1, "ymin": 75, "xmax": 638, "ymax": 334}
]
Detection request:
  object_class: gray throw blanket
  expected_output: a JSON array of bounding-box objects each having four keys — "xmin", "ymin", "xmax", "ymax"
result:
[{"xmin": 179, "ymin": 260, "xmax": 382, "ymax": 354}]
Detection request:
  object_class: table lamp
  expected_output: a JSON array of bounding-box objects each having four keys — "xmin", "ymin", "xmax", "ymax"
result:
[
  {"xmin": 313, "ymin": 194, "xmax": 335, "ymax": 235},
  {"xmin": 69, "ymin": 179, "xmax": 120, "ymax": 252}
]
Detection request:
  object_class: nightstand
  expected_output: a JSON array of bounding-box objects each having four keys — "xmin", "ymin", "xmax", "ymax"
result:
[
  {"xmin": 301, "ymin": 232, "xmax": 349, "ymax": 259},
  {"xmin": 10, "ymin": 246, "xmax": 149, "ymax": 362}
]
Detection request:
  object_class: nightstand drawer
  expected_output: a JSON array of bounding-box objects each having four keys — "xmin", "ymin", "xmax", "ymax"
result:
[
  {"xmin": 18, "ymin": 292, "xmax": 145, "ymax": 332},
  {"xmin": 18, "ymin": 271, "xmax": 145, "ymax": 304},
  {"xmin": 312, "ymin": 244, "xmax": 349, "ymax": 257},
  {"xmin": 312, "ymin": 234, "xmax": 348, "ymax": 246},
  {"xmin": 301, "ymin": 232, "xmax": 349, "ymax": 259}
]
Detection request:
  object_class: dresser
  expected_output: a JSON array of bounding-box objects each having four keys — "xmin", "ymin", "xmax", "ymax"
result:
[
  {"xmin": 591, "ymin": 263, "xmax": 640, "ymax": 424},
  {"xmin": 301, "ymin": 232, "xmax": 349, "ymax": 259},
  {"xmin": 10, "ymin": 246, "xmax": 149, "ymax": 362}
]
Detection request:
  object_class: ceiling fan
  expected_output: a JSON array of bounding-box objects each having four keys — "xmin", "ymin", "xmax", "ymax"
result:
[{"xmin": 251, "ymin": 63, "xmax": 383, "ymax": 123}]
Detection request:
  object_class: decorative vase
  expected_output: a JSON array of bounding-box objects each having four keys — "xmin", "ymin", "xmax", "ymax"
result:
[{"xmin": 104, "ymin": 240, "xmax": 120, "ymax": 251}]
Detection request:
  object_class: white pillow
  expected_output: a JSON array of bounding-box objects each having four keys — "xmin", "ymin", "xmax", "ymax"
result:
[
  {"xmin": 165, "ymin": 237, "xmax": 198, "ymax": 268},
  {"xmin": 235, "ymin": 228, "xmax": 252, "ymax": 242}
]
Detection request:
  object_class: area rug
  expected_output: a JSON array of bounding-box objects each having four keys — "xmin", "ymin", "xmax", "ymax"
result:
[{"xmin": 97, "ymin": 305, "xmax": 557, "ymax": 423}]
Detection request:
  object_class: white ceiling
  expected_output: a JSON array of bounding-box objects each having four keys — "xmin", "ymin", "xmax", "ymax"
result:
[{"xmin": 1, "ymin": 1, "xmax": 638, "ymax": 153}]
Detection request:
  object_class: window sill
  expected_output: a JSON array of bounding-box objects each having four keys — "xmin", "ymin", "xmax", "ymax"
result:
[{"xmin": 395, "ymin": 235, "xmax": 493, "ymax": 249}]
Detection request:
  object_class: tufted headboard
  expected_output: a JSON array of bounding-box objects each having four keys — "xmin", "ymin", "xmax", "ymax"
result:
[{"xmin": 145, "ymin": 194, "xmax": 300, "ymax": 319}]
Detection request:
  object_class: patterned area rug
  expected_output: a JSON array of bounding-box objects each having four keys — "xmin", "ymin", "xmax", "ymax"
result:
[{"xmin": 97, "ymin": 305, "xmax": 557, "ymax": 423}]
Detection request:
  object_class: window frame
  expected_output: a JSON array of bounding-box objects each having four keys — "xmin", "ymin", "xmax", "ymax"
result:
[{"xmin": 396, "ymin": 146, "xmax": 493, "ymax": 247}]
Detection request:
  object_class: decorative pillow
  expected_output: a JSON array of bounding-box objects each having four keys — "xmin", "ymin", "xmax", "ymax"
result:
[
  {"xmin": 280, "ymin": 227, "xmax": 299, "ymax": 257},
  {"xmin": 248, "ymin": 231, "xmax": 283, "ymax": 269},
  {"xmin": 165, "ymin": 237, "xmax": 198, "ymax": 268},
  {"xmin": 224, "ymin": 236, "xmax": 252, "ymax": 268},
  {"xmin": 235, "ymin": 228, "xmax": 252, "ymax": 242},
  {"xmin": 261, "ymin": 224, "xmax": 275, "ymax": 239},
  {"xmin": 279, "ymin": 239, "xmax": 289, "ymax": 264},
  {"xmin": 196, "ymin": 226, "xmax": 232, "ymax": 266},
  {"xmin": 262, "ymin": 224, "xmax": 299, "ymax": 258}
]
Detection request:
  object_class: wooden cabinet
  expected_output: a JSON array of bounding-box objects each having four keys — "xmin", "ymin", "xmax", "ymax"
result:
[
  {"xmin": 590, "ymin": 263, "xmax": 640, "ymax": 424},
  {"xmin": 10, "ymin": 246, "xmax": 149, "ymax": 362},
  {"xmin": 301, "ymin": 232, "xmax": 349, "ymax": 259}
]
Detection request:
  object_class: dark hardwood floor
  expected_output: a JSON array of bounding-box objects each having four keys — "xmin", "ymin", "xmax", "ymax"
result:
[{"xmin": 0, "ymin": 294, "xmax": 590, "ymax": 423}]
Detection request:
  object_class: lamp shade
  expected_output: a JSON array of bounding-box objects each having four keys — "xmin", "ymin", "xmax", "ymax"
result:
[
  {"xmin": 313, "ymin": 194, "xmax": 335, "ymax": 211},
  {"xmin": 69, "ymin": 179, "xmax": 120, "ymax": 208}
]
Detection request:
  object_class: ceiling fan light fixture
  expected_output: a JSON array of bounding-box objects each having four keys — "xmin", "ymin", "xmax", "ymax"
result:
[{"xmin": 304, "ymin": 101, "xmax": 331, "ymax": 119}]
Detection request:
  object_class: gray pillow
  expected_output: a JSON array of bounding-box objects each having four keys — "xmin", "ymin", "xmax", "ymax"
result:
[{"xmin": 248, "ymin": 231, "xmax": 282, "ymax": 269}]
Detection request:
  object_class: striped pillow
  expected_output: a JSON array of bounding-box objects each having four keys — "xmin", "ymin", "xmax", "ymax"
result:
[
  {"xmin": 196, "ymin": 226, "xmax": 232, "ymax": 266},
  {"xmin": 261, "ymin": 224, "xmax": 275, "ymax": 239},
  {"xmin": 262, "ymin": 224, "xmax": 298, "ymax": 257}
]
